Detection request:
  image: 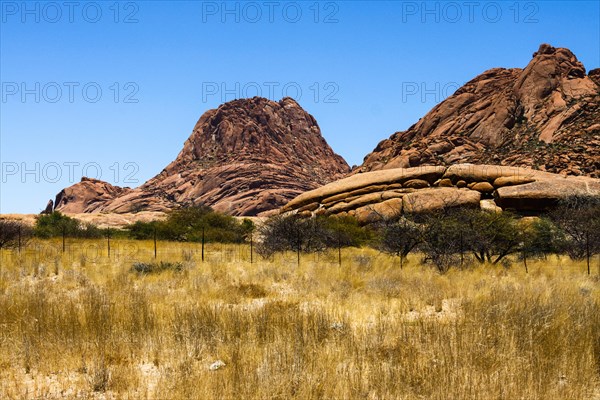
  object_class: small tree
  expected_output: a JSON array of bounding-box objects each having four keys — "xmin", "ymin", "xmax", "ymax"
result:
[
  {"xmin": 459, "ymin": 209, "xmax": 522, "ymax": 265},
  {"xmin": 558, "ymin": 196, "xmax": 600, "ymax": 260},
  {"xmin": 257, "ymin": 214, "xmax": 299, "ymax": 259},
  {"xmin": 418, "ymin": 211, "xmax": 465, "ymax": 273},
  {"xmin": 550, "ymin": 195, "xmax": 600, "ymax": 274},
  {"xmin": 378, "ymin": 217, "xmax": 421, "ymax": 269},
  {"xmin": 257, "ymin": 215, "xmax": 326, "ymax": 259},
  {"xmin": 519, "ymin": 217, "xmax": 564, "ymax": 273},
  {"xmin": 126, "ymin": 206, "xmax": 252, "ymax": 243},
  {"xmin": 242, "ymin": 218, "xmax": 256, "ymax": 263},
  {"xmin": 128, "ymin": 220, "xmax": 164, "ymax": 240},
  {"xmin": 257, "ymin": 214, "xmax": 369, "ymax": 263},
  {"xmin": 0, "ymin": 220, "xmax": 32, "ymax": 251},
  {"xmin": 34, "ymin": 212, "xmax": 102, "ymax": 239}
]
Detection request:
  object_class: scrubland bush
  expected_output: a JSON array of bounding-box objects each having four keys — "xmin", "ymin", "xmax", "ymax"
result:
[
  {"xmin": 127, "ymin": 206, "xmax": 254, "ymax": 243},
  {"xmin": 376, "ymin": 206, "xmax": 589, "ymax": 273},
  {"xmin": 131, "ymin": 261, "xmax": 185, "ymax": 274},
  {"xmin": 256, "ymin": 214, "xmax": 371, "ymax": 258},
  {"xmin": 34, "ymin": 211, "xmax": 102, "ymax": 239},
  {"xmin": 0, "ymin": 219, "xmax": 32, "ymax": 250},
  {"xmin": 550, "ymin": 195, "xmax": 600, "ymax": 273}
]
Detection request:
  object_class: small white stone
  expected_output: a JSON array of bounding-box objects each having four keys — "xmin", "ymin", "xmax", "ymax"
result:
[{"xmin": 209, "ymin": 360, "xmax": 226, "ymax": 371}]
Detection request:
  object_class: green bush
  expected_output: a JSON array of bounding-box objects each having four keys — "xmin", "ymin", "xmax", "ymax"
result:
[
  {"xmin": 34, "ymin": 212, "xmax": 103, "ymax": 239},
  {"xmin": 126, "ymin": 206, "xmax": 254, "ymax": 243},
  {"xmin": 319, "ymin": 215, "xmax": 373, "ymax": 247},
  {"xmin": 131, "ymin": 261, "xmax": 185, "ymax": 274},
  {"xmin": 520, "ymin": 217, "xmax": 565, "ymax": 259}
]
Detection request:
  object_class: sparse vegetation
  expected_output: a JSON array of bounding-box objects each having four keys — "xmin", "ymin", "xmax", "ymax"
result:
[
  {"xmin": 550, "ymin": 195, "xmax": 600, "ymax": 274},
  {"xmin": 0, "ymin": 220, "xmax": 32, "ymax": 250},
  {"xmin": 1, "ymin": 200, "xmax": 600, "ymax": 398},
  {"xmin": 377, "ymin": 216, "xmax": 421, "ymax": 268},
  {"xmin": 257, "ymin": 214, "xmax": 371, "ymax": 259},
  {"xmin": 0, "ymin": 239, "xmax": 599, "ymax": 399},
  {"xmin": 131, "ymin": 261, "xmax": 186, "ymax": 274}
]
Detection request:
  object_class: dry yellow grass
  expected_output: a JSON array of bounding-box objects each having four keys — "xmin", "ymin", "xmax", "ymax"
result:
[{"xmin": 0, "ymin": 239, "xmax": 599, "ymax": 399}]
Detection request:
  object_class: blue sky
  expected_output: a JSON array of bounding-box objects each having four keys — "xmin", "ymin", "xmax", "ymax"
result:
[{"xmin": 1, "ymin": 0, "xmax": 599, "ymax": 213}]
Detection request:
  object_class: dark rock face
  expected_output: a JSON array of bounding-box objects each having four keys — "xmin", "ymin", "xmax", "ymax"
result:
[
  {"xmin": 41, "ymin": 199, "xmax": 54, "ymax": 214},
  {"xmin": 360, "ymin": 44, "xmax": 600, "ymax": 177},
  {"xmin": 53, "ymin": 97, "xmax": 350, "ymax": 216}
]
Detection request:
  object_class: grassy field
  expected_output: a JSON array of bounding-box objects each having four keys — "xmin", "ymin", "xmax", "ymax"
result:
[{"xmin": 0, "ymin": 239, "xmax": 599, "ymax": 399}]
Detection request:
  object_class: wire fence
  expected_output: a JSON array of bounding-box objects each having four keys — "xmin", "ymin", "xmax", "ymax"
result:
[{"xmin": 0, "ymin": 238, "xmax": 389, "ymax": 270}]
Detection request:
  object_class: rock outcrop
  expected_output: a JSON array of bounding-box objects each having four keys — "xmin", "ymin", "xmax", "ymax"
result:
[
  {"xmin": 281, "ymin": 164, "xmax": 600, "ymax": 223},
  {"xmin": 361, "ymin": 44, "xmax": 600, "ymax": 177},
  {"xmin": 52, "ymin": 97, "xmax": 350, "ymax": 216},
  {"xmin": 53, "ymin": 178, "xmax": 132, "ymax": 214},
  {"xmin": 41, "ymin": 199, "xmax": 54, "ymax": 215}
]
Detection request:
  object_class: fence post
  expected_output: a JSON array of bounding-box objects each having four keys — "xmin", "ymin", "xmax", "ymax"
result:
[
  {"xmin": 586, "ymin": 231, "xmax": 590, "ymax": 275},
  {"xmin": 153, "ymin": 227, "xmax": 157, "ymax": 259},
  {"xmin": 296, "ymin": 228, "xmax": 300, "ymax": 267},
  {"xmin": 250, "ymin": 232, "xmax": 253, "ymax": 264},
  {"xmin": 459, "ymin": 231, "xmax": 464, "ymax": 268},
  {"xmin": 201, "ymin": 227, "xmax": 205, "ymax": 262},
  {"xmin": 106, "ymin": 229, "xmax": 111, "ymax": 258}
]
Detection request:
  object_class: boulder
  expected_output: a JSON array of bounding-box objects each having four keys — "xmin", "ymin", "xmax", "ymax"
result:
[
  {"xmin": 480, "ymin": 199, "xmax": 502, "ymax": 213},
  {"xmin": 322, "ymin": 184, "xmax": 388, "ymax": 205},
  {"xmin": 402, "ymin": 188, "xmax": 481, "ymax": 214},
  {"xmin": 282, "ymin": 163, "xmax": 600, "ymax": 220},
  {"xmin": 326, "ymin": 191, "xmax": 405, "ymax": 214},
  {"xmin": 495, "ymin": 177, "xmax": 600, "ymax": 211},
  {"xmin": 404, "ymin": 179, "xmax": 429, "ymax": 189},
  {"xmin": 41, "ymin": 199, "xmax": 54, "ymax": 214},
  {"xmin": 493, "ymin": 176, "xmax": 537, "ymax": 188},
  {"xmin": 298, "ymin": 202, "xmax": 320, "ymax": 213},
  {"xmin": 54, "ymin": 177, "xmax": 133, "ymax": 214},
  {"xmin": 471, "ymin": 182, "xmax": 495, "ymax": 193},
  {"xmin": 443, "ymin": 164, "xmax": 542, "ymax": 183},
  {"xmin": 437, "ymin": 178, "xmax": 453, "ymax": 187},
  {"xmin": 354, "ymin": 198, "xmax": 403, "ymax": 224}
]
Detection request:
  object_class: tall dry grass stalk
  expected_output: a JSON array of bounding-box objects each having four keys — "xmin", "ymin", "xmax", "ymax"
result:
[{"xmin": 0, "ymin": 239, "xmax": 598, "ymax": 399}]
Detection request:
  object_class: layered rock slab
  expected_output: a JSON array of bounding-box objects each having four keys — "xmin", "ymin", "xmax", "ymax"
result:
[{"xmin": 282, "ymin": 164, "xmax": 600, "ymax": 223}]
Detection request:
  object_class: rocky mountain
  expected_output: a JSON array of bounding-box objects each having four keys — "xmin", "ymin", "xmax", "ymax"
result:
[
  {"xmin": 360, "ymin": 44, "xmax": 600, "ymax": 177},
  {"xmin": 53, "ymin": 97, "xmax": 350, "ymax": 216}
]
